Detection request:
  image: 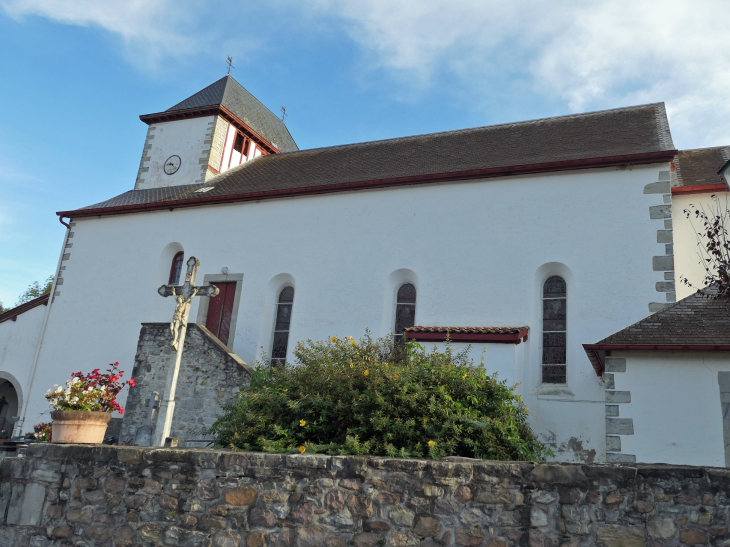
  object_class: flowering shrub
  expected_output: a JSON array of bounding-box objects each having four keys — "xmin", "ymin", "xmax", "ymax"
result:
[
  {"xmin": 26, "ymin": 422, "xmax": 52, "ymax": 442},
  {"xmin": 25, "ymin": 422, "xmax": 52, "ymax": 442},
  {"xmin": 45, "ymin": 363, "xmax": 136, "ymax": 414},
  {"xmin": 210, "ymin": 333, "xmax": 550, "ymax": 461}
]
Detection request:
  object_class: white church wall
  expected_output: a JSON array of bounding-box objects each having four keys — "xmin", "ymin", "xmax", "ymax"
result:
[
  {"xmin": 27, "ymin": 163, "xmax": 669, "ymax": 460},
  {"xmin": 0, "ymin": 304, "xmax": 47, "ymax": 423},
  {"xmin": 672, "ymin": 190, "xmax": 730, "ymax": 299},
  {"xmin": 611, "ymin": 351, "xmax": 730, "ymax": 467},
  {"xmin": 135, "ymin": 116, "xmax": 216, "ymax": 190},
  {"xmin": 425, "ymin": 342, "xmax": 517, "ymax": 386}
]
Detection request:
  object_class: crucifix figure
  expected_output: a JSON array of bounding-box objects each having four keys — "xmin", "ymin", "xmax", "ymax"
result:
[{"xmin": 154, "ymin": 256, "xmax": 219, "ymax": 446}]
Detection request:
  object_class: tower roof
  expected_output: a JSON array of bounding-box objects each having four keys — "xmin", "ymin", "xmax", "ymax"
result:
[{"xmin": 154, "ymin": 75, "xmax": 298, "ymax": 153}]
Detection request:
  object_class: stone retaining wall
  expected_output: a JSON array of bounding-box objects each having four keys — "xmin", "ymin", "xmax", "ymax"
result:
[{"xmin": 2, "ymin": 444, "xmax": 730, "ymax": 547}]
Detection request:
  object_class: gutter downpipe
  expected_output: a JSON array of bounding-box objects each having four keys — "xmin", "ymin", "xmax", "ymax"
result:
[{"xmin": 13, "ymin": 217, "xmax": 70, "ymax": 438}]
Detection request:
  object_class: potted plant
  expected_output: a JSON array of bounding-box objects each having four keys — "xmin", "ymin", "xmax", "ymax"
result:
[
  {"xmin": 45, "ymin": 363, "xmax": 135, "ymax": 444},
  {"xmin": 0, "ymin": 430, "xmax": 9, "ymax": 443},
  {"xmin": 25, "ymin": 422, "xmax": 52, "ymax": 443}
]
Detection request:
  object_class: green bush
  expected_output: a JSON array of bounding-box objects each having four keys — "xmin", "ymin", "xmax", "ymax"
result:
[{"xmin": 209, "ymin": 333, "xmax": 551, "ymax": 461}]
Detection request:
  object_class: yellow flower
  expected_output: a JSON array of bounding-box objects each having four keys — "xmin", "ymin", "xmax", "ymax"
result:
[
  {"xmin": 428, "ymin": 440, "xmax": 436, "ymax": 448},
  {"xmin": 350, "ymin": 362, "xmax": 354, "ymax": 368},
  {"xmin": 331, "ymin": 336, "xmax": 338, "ymax": 343},
  {"xmin": 299, "ymin": 446, "xmax": 306, "ymax": 453},
  {"xmin": 462, "ymin": 374, "xmax": 467, "ymax": 379},
  {"xmin": 300, "ymin": 419, "xmax": 306, "ymax": 427},
  {"xmin": 284, "ymin": 389, "xmax": 288, "ymax": 392},
  {"xmin": 364, "ymin": 370, "xmax": 369, "ymax": 376},
  {"xmin": 351, "ymin": 340, "xmax": 356, "ymax": 346},
  {"xmin": 423, "ymin": 418, "xmax": 428, "ymax": 423}
]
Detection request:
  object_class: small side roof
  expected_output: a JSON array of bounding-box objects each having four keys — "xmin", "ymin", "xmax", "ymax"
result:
[
  {"xmin": 673, "ymin": 146, "xmax": 730, "ymax": 188},
  {"xmin": 147, "ymin": 75, "xmax": 298, "ymax": 153},
  {"xmin": 584, "ymin": 286, "xmax": 730, "ymax": 375},
  {"xmin": 405, "ymin": 326, "xmax": 529, "ymax": 344},
  {"xmin": 0, "ymin": 293, "xmax": 49, "ymax": 324}
]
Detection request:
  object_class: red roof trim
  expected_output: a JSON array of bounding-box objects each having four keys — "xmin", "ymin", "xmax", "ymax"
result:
[
  {"xmin": 139, "ymin": 105, "xmax": 281, "ymax": 154},
  {"xmin": 582, "ymin": 346, "xmax": 606, "ymax": 377},
  {"xmin": 671, "ymin": 183, "xmax": 728, "ymax": 196},
  {"xmin": 406, "ymin": 328, "xmax": 529, "ymax": 344},
  {"xmin": 583, "ymin": 342, "xmax": 730, "ymax": 378},
  {"xmin": 57, "ymin": 150, "xmax": 677, "ymax": 220},
  {"xmin": 583, "ymin": 343, "xmax": 730, "ymax": 351},
  {"xmin": 0, "ymin": 293, "xmax": 50, "ymax": 324}
]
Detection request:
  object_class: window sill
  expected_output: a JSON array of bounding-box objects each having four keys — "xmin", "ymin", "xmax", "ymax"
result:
[{"xmin": 533, "ymin": 385, "xmax": 575, "ymax": 398}]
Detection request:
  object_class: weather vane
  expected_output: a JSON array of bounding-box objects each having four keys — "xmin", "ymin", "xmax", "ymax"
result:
[
  {"xmin": 226, "ymin": 56, "xmax": 235, "ymax": 75},
  {"xmin": 281, "ymin": 106, "xmax": 287, "ymax": 122}
]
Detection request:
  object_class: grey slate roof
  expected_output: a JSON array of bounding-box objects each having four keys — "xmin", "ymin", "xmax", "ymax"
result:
[
  {"xmin": 593, "ymin": 286, "xmax": 730, "ymax": 346},
  {"xmin": 673, "ymin": 146, "xmax": 730, "ymax": 187},
  {"xmin": 80, "ymin": 184, "xmax": 203, "ymax": 210},
  {"xmin": 166, "ymin": 75, "xmax": 298, "ymax": 153},
  {"xmin": 73, "ymin": 102, "xmax": 675, "ymax": 213}
]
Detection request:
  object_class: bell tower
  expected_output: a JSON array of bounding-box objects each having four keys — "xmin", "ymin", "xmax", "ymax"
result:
[{"xmin": 134, "ymin": 76, "xmax": 297, "ymax": 190}]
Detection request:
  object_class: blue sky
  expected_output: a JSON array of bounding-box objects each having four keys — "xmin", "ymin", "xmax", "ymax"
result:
[{"xmin": 0, "ymin": 0, "xmax": 728, "ymax": 307}]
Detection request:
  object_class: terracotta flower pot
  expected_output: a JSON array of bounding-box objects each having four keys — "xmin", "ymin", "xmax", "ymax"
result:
[{"xmin": 51, "ymin": 410, "xmax": 111, "ymax": 444}]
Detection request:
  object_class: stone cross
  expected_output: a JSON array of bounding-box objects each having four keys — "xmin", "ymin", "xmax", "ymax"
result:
[
  {"xmin": 133, "ymin": 391, "xmax": 159, "ymax": 447},
  {"xmin": 154, "ymin": 256, "xmax": 219, "ymax": 446}
]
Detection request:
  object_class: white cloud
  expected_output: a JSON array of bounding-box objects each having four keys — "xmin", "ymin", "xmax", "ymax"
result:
[
  {"xmin": 310, "ymin": 0, "xmax": 730, "ymax": 147},
  {"xmin": 0, "ymin": 0, "xmax": 204, "ymax": 70},
  {"xmin": 3, "ymin": 0, "xmax": 729, "ymax": 147}
]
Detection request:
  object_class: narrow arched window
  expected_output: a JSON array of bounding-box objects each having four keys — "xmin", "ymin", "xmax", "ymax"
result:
[
  {"xmin": 542, "ymin": 276, "xmax": 567, "ymax": 384},
  {"xmin": 169, "ymin": 252, "xmax": 184, "ymax": 285},
  {"xmin": 271, "ymin": 287, "xmax": 295, "ymax": 365},
  {"xmin": 394, "ymin": 283, "xmax": 417, "ymax": 344}
]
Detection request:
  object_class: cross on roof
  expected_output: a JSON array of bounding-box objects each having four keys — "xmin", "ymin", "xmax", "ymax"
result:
[{"xmin": 226, "ymin": 56, "xmax": 235, "ymax": 75}]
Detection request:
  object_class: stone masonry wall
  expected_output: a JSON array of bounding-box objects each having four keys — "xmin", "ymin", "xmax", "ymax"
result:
[
  {"xmin": 3, "ymin": 444, "xmax": 730, "ymax": 547},
  {"xmin": 120, "ymin": 323, "xmax": 252, "ymax": 445}
]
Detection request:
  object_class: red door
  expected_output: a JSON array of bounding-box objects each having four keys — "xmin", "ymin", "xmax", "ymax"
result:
[{"xmin": 205, "ymin": 282, "xmax": 236, "ymax": 346}]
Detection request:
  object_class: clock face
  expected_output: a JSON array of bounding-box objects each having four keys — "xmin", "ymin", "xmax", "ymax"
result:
[{"xmin": 163, "ymin": 155, "xmax": 181, "ymax": 175}]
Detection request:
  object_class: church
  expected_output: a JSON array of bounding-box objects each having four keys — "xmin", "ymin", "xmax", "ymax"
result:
[{"xmin": 0, "ymin": 75, "xmax": 728, "ymax": 465}]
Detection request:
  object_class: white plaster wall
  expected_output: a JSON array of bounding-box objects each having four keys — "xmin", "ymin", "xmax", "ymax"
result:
[
  {"xmin": 672, "ymin": 191, "xmax": 730, "ymax": 299},
  {"xmin": 615, "ymin": 351, "xmax": 730, "ymax": 466},
  {"xmin": 137, "ymin": 117, "xmax": 215, "ymax": 189},
  {"xmin": 426, "ymin": 342, "xmax": 517, "ymax": 386},
  {"xmin": 28, "ymin": 163, "xmax": 670, "ymax": 460},
  {"xmin": 0, "ymin": 304, "xmax": 47, "ymax": 424}
]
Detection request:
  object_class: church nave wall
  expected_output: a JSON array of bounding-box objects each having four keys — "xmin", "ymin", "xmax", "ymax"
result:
[{"xmin": 24, "ymin": 162, "xmax": 670, "ymax": 461}]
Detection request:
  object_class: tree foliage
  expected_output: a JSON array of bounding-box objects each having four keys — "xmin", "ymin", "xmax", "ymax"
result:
[
  {"xmin": 682, "ymin": 195, "xmax": 730, "ymax": 299},
  {"xmin": 15, "ymin": 276, "xmax": 54, "ymax": 306},
  {"xmin": 209, "ymin": 333, "xmax": 550, "ymax": 461}
]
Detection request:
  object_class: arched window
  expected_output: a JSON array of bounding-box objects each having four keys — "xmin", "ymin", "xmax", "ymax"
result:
[
  {"xmin": 169, "ymin": 252, "xmax": 184, "ymax": 285},
  {"xmin": 542, "ymin": 276, "xmax": 567, "ymax": 384},
  {"xmin": 394, "ymin": 283, "xmax": 417, "ymax": 344},
  {"xmin": 271, "ymin": 287, "xmax": 295, "ymax": 365}
]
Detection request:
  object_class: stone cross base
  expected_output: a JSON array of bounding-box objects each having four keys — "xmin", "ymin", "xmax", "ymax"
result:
[{"xmin": 119, "ymin": 323, "xmax": 252, "ymax": 446}]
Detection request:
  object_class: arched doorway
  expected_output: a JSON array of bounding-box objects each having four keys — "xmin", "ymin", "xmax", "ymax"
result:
[{"xmin": 0, "ymin": 378, "xmax": 20, "ymax": 436}]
